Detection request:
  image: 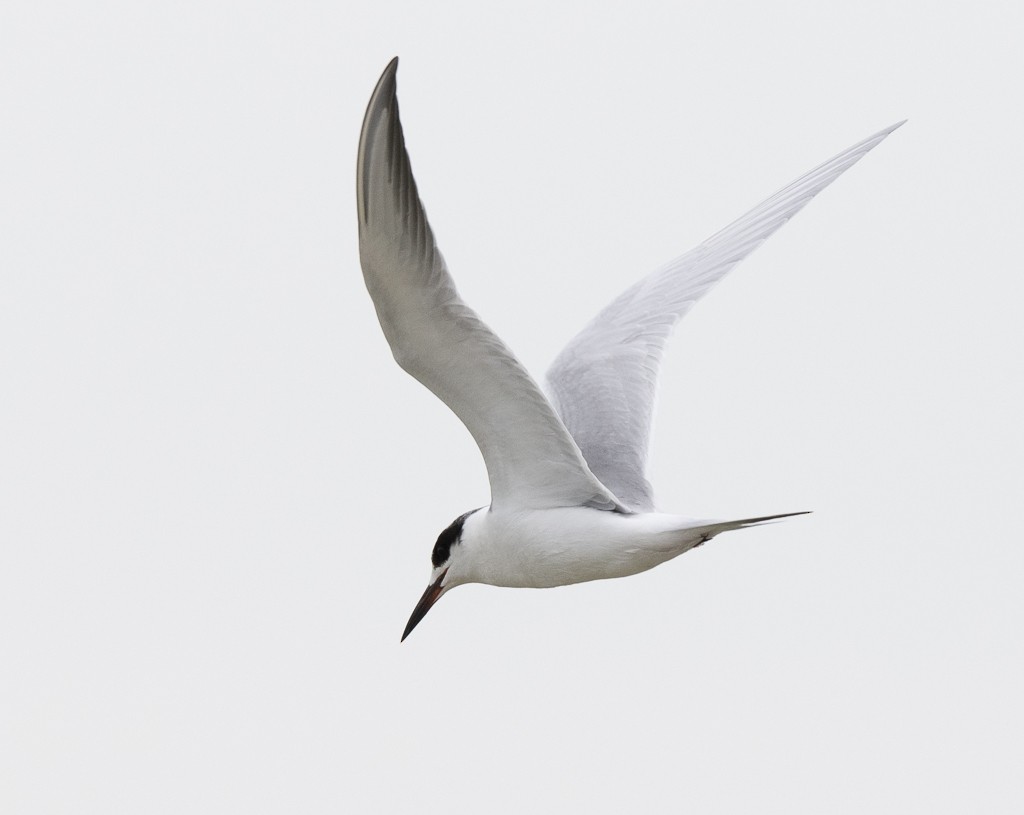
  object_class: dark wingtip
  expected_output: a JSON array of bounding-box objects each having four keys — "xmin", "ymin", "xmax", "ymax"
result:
[
  {"xmin": 376, "ymin": 57, "xmax": 399, "ymax": 96},
  {"xmin": 371, "ymin": 57, "xmax": 399, "ymax": 103},
  {"xmin": 357, "ymin": 58, "xmax": 403, "ymax": 225}
]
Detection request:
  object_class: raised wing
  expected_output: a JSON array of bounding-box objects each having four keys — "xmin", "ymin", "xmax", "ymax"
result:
[
  {"xmin": 358, "ymin": 59, "xmax": 622, "ymax": 512},
  {"xmin": 545, "ymin": 122, "xmax": 903, "ymax": 511}
]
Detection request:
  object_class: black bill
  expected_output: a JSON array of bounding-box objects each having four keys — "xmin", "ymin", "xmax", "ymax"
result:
[{"xmin": 401, "ymin": 570, "xmax": 448, "ymax": 642}]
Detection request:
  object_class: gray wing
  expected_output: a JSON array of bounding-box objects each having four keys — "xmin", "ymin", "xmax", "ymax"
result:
[
  {"xmin": 545, "ymin": 122, "xmax": 903, "ymax": 512},
  {"xmin": 358, "ymin": 59, "xmax": 622, "ymax": 512}
]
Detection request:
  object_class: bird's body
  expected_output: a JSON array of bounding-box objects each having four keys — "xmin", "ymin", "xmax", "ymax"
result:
[
  {"xmin": 452, "ymin": 508, "xmax": 702, "ymax": 588},
  {"xmin": 355, "ymin": 58, "xmax": 901, "ymax": 639},
  {"xmin": 451, "ymin": 508, "xmax": 811, "ymax": 589}
]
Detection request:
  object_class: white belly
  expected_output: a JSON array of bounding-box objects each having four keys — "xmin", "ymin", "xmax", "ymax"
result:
[{"xmin": 462, "ymin": 507, "xmax": 707, "ymax": 588}]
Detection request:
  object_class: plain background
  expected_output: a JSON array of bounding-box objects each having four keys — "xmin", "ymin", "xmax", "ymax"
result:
[{"xmin": 2, "ymin": 1, "xmax": 1022, "ymax": 812}]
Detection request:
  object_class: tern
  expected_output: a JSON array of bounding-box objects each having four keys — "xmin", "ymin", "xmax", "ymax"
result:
[{"xmin": 357, "ymin": 58, "xmax": 901, "ymax": 640}]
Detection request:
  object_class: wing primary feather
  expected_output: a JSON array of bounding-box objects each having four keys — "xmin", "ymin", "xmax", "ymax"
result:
[
  {"xmin": 357, "ymin": 59, "xmax": 625, "ymax": 512},
  {"xmin": 545, "ymin": 121, "xmax": 904, "ymax": 511}
]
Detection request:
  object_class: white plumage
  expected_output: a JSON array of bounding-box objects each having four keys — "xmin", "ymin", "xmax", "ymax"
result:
[{"xmin": 355, "ymin": 58, "xmax": 901, "ymax": 639}]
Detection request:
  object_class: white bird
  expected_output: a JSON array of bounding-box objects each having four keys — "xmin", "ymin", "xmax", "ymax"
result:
[{"xmin": 357, "ymin": 58, "xmax": 901, "ymax": 640}]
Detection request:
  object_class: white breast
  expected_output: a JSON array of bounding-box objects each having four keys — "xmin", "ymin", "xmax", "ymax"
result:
[{"xmin": 461, "ymin": 507, "xmax": 707, "ymax": 589}]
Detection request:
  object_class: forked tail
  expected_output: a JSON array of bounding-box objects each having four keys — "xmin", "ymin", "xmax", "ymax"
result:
[{"xmin": 688, "ymin": 511, "xmax": 811, "ymax": 544}]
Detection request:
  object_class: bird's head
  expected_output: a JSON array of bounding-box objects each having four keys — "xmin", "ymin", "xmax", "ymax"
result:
[{"xmin": 401, "ymin": 508, "xmax": 481, "ymax": 641}]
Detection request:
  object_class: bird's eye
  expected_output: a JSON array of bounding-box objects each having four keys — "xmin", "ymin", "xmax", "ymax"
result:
[{"xmin": 431, "ymin": 511, "xmax": 473, "ymax": 567}]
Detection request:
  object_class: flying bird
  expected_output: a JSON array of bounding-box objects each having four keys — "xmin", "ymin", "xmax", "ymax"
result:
[{"xmin": 356, "ymin": 58, "xmax": 901, "ymax": 640}]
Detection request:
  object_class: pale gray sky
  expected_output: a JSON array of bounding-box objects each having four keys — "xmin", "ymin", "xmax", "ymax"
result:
[{"xmin": 2, "ymin": 1, "xmax": 1022, "ymax": 812}]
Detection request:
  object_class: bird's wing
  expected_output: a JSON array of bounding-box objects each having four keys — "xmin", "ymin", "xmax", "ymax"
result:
[
  {"xmin": 545, "ymin": 122, "xmax": 903, "ymax": 511},
  {"xmin": 358, "ymin": 59, "xmax": 622, "ymax": 512}
]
